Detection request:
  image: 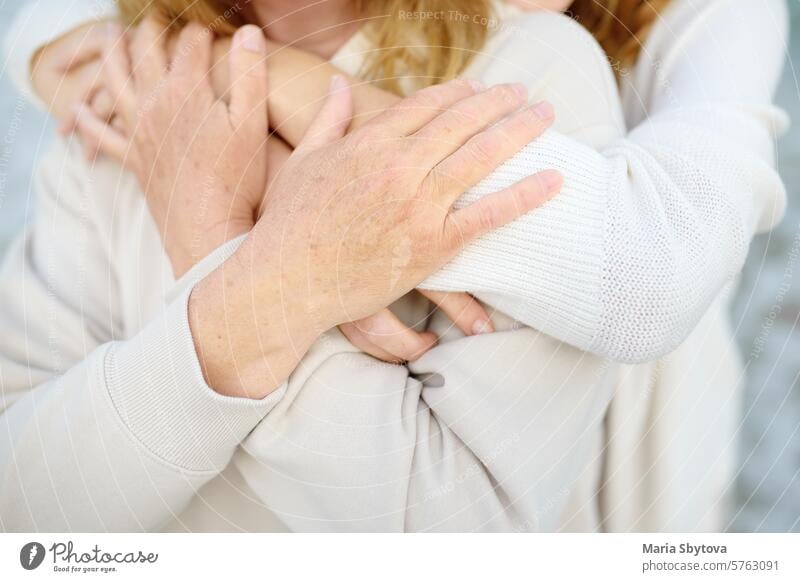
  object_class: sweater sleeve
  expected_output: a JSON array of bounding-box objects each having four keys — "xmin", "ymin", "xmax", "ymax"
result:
[
  {"xmin": 0, "ymin": 142, "xmax": 282, "ymax": 532},
  {"xmin": 420, "ymin": 0, "xmax": 789, "ymax": 363},
  {"xmin": 236, "ymin": 319, "xmax": 614, "ymax": 532},
  {"xmin": 4, "ymin": 0, "xmax": 116, "ymax": 108}
]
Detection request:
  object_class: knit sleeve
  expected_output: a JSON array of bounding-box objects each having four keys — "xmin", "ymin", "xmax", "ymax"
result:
[
  {"xmin": 3, "ymin": 0, "xmax": 116, "ymax": 108},
  {"xmin": 421, "ymin": 0, "xmax": 789, "ymax": 363}
]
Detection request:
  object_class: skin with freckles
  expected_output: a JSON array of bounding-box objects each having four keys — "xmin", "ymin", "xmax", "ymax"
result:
[
  {"xmin": 30, "ymin": 0, "xmax": 568, "ymax": 364},
  {"xmin": 35, "ymin": 11, "xmax": 561, "ymax": 398}
]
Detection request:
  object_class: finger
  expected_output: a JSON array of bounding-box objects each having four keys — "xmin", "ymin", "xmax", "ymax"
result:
[
  {"xmin": 54, "ymin": 59, "xmax": 104, "ymax": 133},
  {"xmin": 295, "ymin": 75, "xmax": 353, "ymax": 154},
  {"xmin": 431, "ymin": 101, "xmax": 555, "ymax": 204},
  {"xmin": 72, "ymin": 105, "xmax": 130, "ymax": 164},
  {"xmin": 171, "ymin": 21, "xmax": 213, "ymax": 87},
  {"xmin": 102, "ymin": 25, "xmax": 136, "ymax": 123},
  {"xmin": 345, "ymin": 309, "xmax": 438, "ymax": 362},
  {"xmin": 111, "ymin": 114, "xmax": 126, "ymax": 133},
  {"xmin": 130, "ymin": 14, "xmax": 168, "ymax": 93},
  {"xmin": 367, "ymin": 78, "xmax": 485, "ymax": 137},
  {"xmin": 413, "ymin": 83, "xmax": 529, "ymax": 162},
  {"xmin": 227, "ymin": 25, "xmax": 269, "ymax": 132},
  {"xmin": 67, "ymin": 58, "xmax": 104, "ymax": 101},
  {"xmin": 445, "ymin": 170, "xmax": 563, "ymax": 244},
  {"xmin": 339, "ymin": 322, "xmax": 404, "ymax": 364},
  {"xmin": 52, "ymin": 20, "xmax": 115, "ymax": 72},
  {"xmin": 90, "ymin": 87, "xmax": 115, "ymax": 122},
  {"xmin": 419, "ymin": 290, "xmax": 495, "ymax": 336}
]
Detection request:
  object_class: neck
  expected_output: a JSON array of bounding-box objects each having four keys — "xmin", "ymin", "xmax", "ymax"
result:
[{"xmin": 247, "ymin": 0, "xmax": 360, "ymax": 58}]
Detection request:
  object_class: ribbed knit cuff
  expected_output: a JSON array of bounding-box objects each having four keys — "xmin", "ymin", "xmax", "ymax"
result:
[
  {"xmin": 166, "ymin": 234, "xmax": 248, "ymax": 304},
  {"xmin": 105, "ymin": 283, "xmax": 285, "ymax": 473},
  {"xmin": 4, "ymin": 0, "xmax": 116, "ymax": 108},
  {"xmin": 420, "ymin": 131, "xmax": 611, "ymax": 350}
]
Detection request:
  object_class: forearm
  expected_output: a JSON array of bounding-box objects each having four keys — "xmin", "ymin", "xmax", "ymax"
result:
[
  {"xmin": 265, "ymin": 41, "xmax": 399, "ymax": 146},
  {"xmin": 422, "ymin": 0, "xmax": 788, "ymax": 362},
  {"xmin": 210, "ymin": 36, "xmax": 399, "ymax": 147},
  {"xmin": 184, "ymin": 233, "xmax": 322, "ymax": 400}
]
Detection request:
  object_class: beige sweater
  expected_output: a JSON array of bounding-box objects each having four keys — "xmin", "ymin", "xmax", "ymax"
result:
[{"xmin": 0, "ymin": 1, "xmax": 788, "ymax": 531}]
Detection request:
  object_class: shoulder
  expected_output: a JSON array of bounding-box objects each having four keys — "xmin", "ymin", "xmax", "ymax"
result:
[
  {"xmin": 624, "ymin": 0, "xmax": 789, "ymax": 114},
  {"xmin": 642, "ymin": 0, "xmax": 788, "ymax": 63},
  {"xmin": 466, "ymin": 11, "xmax": 625, "ymax": 144},
  {"xmin": 477, "ymin": 10, "xmax": 611, "ymax": 74},
  {"xmin": 469, "ymin": 10, "xmax": 619, "ymax": 99}
]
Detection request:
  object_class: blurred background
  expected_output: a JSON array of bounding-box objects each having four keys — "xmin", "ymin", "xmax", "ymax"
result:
[{"xmin": 1, "ymin": 0, "xmax": 798, "ymax": 531}]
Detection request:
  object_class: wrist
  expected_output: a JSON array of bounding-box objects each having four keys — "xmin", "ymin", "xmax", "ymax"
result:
[
  {"xmin": 167, "ymin": 217, "xmax": 253, "ymax": 279},
  {"xmin": 187, "ymin": 249, "xmax": 320, "ymax": 399}
]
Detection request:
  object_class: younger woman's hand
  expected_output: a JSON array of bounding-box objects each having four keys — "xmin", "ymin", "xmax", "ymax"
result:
[
  {"xmin": 65, "ymin": 28, "xmax": 237, "ymax": 162},
  {"xmin": 30, "ymin": 20, "xmax": 112, "ymax": 122},
  {"xmin": 76, "ymin": 17, "xmax": 272, "ymax": 277},
  {"xmin": 339, "ymin": 290, "xmax": 495, "ymax": 363}
]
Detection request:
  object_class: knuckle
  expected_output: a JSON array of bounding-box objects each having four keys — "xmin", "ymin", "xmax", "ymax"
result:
[
  {"xmin": 442, "ymin": 215, "xmax": 466, "ymax": 249},
  {"xmin": 349, "ymin": 125, "xmax": 376, "ymax": 148},
  {"xmin": 409, "ymin": 86, "xmax": 442, "ymax": 113},
  {"xmin": 465, "ymin": 135, "xmax": 496, "ymax": 166},
  {"xmin": 508, "ymin": 186, "xmax": 529, "ymax": 215},
  {"xmin": 453, "ymin": 101, "xmax": 482, "ymax": 124},
  {"xmin": 492, "ymin": 83, "xmax": 525, "ymax": 107},
  {"xmin": 450, "ymin": 78, "xmax": 476, "ymax": 93},
  {"xmin": 477, "ymin": 204, "xmax": 498, "ymax": 232},
  {"xmin": 517, "ymin": 107, "xmax": 549, "ymax": 134},
  {"xmin": 422, "ymin": 167, "xmax": 448, "ymax": 198}
]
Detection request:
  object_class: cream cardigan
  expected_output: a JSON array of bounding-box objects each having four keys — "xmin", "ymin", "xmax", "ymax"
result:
[{"xmin": 0, "ymin": 0, "xmax": 788, "ymax": 531}]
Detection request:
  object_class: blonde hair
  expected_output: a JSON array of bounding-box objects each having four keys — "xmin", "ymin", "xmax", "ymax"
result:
[
  {"xmin": 569, "ymin": 0, "xmax": 671, "ymax": 72},
  {"xmin": 116, "ymin": 0, "xmax": 669, "ymax": 93}
]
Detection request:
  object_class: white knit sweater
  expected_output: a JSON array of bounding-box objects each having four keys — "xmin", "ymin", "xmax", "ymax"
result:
[
  {"xmin": 4, "ymin": 0, "xmax": 789, "ymax": 363},
  {"xmin": 0, "ymin": 0, "xmax": 789, "ymax": 531}
]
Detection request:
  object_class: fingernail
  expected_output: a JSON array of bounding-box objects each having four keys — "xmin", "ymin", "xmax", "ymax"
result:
[
  {"xmin": 236, "ymin": 26, "xmax": 265, "ymax": 53},
  {"xmin": 472, "ymin": 318, "xmax": 494, "ymax": 335},
  {"xmin": 529, "ymin": 100, "xmax": 554, "ymax": 120},
  {"xmin": 511, "ymin": 83, "xmax": 528, "ymax": 100},
  {"xmin": 466, "ymin": 79, "xmax": 485, "ymax": 92},
  {"xmin": 538, "ymin": 169, "xmax": 563, "ymax": 192}
]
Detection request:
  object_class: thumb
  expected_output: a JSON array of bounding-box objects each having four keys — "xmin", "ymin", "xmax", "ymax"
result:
[
  {"xmin": 295, "ymin": 75, "xmax": 353, "ymax": 154},
  {"xmin": 228, "ymin": 25, "xmax": 269, "ymax": 134}
]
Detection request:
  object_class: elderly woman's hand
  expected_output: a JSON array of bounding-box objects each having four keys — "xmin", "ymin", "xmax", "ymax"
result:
[
  {"xmin": 189, "ymin": 76, "xmax": 562, "ymax": 398},
  {"xmin": 72, "ymin": 16, "xmax": 271, "ymax": 277}
]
